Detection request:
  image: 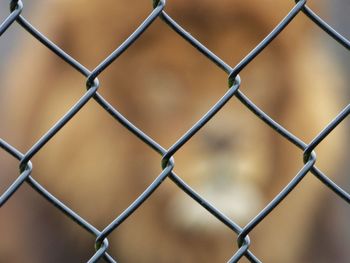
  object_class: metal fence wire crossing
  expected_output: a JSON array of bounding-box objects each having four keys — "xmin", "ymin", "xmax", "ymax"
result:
[{"xmin": 0, "ymin": 0, "xmax": 349, "ymax": 262}]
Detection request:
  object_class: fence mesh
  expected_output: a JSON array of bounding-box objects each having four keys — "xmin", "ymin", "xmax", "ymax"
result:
[{"xmin": 0, "ymin": 0, "xmax": 349, "ymax": 262}]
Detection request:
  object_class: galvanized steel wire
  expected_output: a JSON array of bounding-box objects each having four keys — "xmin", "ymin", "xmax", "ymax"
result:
[{"xmin": 0, "ymin": 0, "xmax": 349, "ymax": 262}]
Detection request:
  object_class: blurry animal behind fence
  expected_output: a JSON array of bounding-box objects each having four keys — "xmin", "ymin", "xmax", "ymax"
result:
[{"xmin": 0, "ymin": 0, "xmax": 349, "ymax": 262}]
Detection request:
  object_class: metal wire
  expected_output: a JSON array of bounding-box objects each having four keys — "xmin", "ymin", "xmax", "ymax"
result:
[{"xmin": 0, "ymin": 0, "xmax": 349, "ymax": 262}]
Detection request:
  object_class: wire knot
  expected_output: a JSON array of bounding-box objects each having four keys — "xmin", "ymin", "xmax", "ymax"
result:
[
  {"xmin": 86, "ymin": 76, "xmax": 100, "ymax": 91},
  {"xmin": 228, "ymin": 74, "xmax": 241, "ymax": 89},
  {"xmin": 152, "ymin": 0, "xmax": 166, "ymax": 9},
  {"xmin": 10, "ymin": 0, "xmax": 23, "ymax": 12}
]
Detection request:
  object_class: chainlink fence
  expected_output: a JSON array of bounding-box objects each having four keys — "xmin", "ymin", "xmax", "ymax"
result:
[{"xmin": 0, "ymin": 0, "xmax": 349, "ymax": 262}]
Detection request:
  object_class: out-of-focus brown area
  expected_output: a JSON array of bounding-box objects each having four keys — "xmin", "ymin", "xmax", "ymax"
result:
[{"xmin": 0, "ymin": 1, "xmax": 348, "ymax": 262}]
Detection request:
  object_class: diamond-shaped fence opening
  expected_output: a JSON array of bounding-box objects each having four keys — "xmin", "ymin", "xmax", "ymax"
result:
[{"xmin": 0, "ymin": 0, "xmax": 349, "ymax": 262}]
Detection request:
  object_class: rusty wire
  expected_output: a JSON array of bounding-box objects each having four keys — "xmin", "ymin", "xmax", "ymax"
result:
[{"xmin": 0, "ymin": 0, "xmax": 349, "ymax": 262}]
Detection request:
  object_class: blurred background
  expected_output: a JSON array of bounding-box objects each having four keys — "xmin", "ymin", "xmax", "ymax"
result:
[{"xmin": 0, "ymin": 1, "xmax": 349, "ymax": 262}]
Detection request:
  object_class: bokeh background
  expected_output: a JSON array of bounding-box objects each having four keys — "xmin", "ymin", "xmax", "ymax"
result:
[{"xmin": 0, "ymin": 1, "xmax": 349, "ymax": 262}]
